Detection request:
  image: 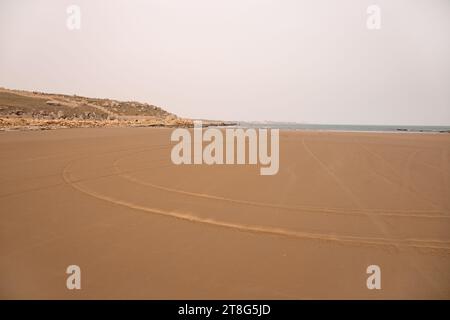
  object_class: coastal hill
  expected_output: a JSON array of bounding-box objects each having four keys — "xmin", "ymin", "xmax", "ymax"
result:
[{"xmin": 0, "ymin": 88, "xmax": 233, "ymax": 130}]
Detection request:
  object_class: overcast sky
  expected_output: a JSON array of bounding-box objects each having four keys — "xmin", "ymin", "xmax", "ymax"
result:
[{"xmin": 1, "ymin": 0, "xmax": 449, "ymax": 125}]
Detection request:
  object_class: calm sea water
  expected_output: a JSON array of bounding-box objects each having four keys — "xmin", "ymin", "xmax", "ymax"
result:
[{"xmin": 234, "ymin": 122, "xmax": 450, "ymax": 133}]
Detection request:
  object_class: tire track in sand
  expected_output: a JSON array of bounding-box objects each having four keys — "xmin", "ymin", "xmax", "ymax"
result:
[
  {"xmin": 62, "ymin": 155, "xmax": 450, "ymax": 253},
  {"xmin": 356, "ymin": 141, "xmax": 443, "ymax": 210},
  {"xmin": 112, "ymin": 150, "xmax": 449, "ymax": 219}
]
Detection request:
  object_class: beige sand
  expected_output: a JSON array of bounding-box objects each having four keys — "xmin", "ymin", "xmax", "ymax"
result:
[{"xmin": 0, "ymin": 127, "xmax": 449, "ymax": 299}]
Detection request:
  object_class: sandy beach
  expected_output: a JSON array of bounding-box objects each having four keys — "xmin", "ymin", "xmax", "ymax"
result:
[{"xmin": 0, "ymin": 127, "xmax": 449, "ymax": 299}]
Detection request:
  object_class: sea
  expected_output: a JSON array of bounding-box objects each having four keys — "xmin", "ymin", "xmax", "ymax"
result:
[{"xmin": 233, "ymin": 122, "xmax": 450, "ymax": 133}]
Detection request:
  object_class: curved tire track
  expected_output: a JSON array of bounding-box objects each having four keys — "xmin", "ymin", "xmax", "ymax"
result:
[
  {"xmin": 112, "ymin": 147, "xmax": 449, "ymax": 219},
  {"xmin": 62, "ymin": 153, "xmax": 450, "ymax": 253}
]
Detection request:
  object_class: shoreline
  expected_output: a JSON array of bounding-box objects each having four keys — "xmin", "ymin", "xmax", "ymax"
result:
[
  {"xmin": 2, "ymin": 120, "xmax": 448, "ymax": 135},
  {"xmin": 0, "ymin": 116, "xmax": 237, "ymax": 132}
]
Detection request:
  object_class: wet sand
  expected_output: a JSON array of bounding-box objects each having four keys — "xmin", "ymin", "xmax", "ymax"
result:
[{"xmin": 0, "ymin": 127, "xmax": 449, "ymax": 299}]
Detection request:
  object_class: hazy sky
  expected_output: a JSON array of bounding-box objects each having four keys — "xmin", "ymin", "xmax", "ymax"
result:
[{"xmin": 1, "ymin": 0, "xmax": 449, "ymax": 124}]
